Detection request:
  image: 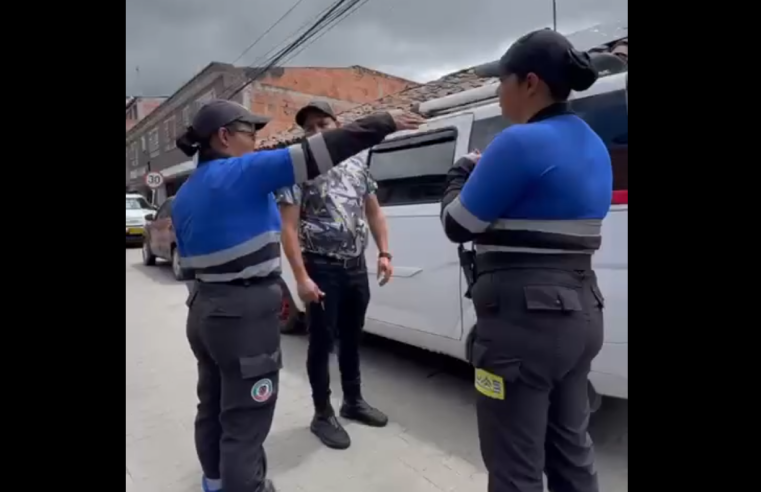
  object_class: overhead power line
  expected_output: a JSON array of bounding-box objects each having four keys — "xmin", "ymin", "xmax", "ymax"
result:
[
  {"xmin": 229, "ymin": 0, "xmax": 309, "ymax": 66},
  {"xmin": 222, "ymin": 0, "xmax": 371, "ymax": 100}
]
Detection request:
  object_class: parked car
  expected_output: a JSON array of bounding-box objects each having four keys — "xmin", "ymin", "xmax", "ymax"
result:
[
  {"xmin": 142, "ymin": 197, "xmax": 192, "ymax": 281},
  {"xmin": 279, "ymin": 69, "xmax": 629, "ymax": 403},
  {"xmin": 126, "ymin": 193, "xmax": 155, "ymax": 245}
]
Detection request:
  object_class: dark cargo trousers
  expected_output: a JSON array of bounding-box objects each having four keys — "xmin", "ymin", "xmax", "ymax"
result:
[
  {"xmin": 186, "ymin": 279, "xmax": 283, "ymax": 492},
  {"xmin": 470, "ymin": 260, "xmax": 604, "ymax": 492}
]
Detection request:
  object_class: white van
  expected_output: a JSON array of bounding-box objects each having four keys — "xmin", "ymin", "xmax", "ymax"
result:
[{"xmin": 279, "ymin": 70, "xmax": 628, "ymax": 401}]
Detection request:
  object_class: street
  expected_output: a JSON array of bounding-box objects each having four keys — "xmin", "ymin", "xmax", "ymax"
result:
[{"xmin": 126, "ymin": 248, "xmax": 628, "ymax": 492}]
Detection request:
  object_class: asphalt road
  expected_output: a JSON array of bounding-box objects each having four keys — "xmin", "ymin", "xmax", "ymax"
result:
[{"xmin": 126, "ymin": 247, "xmax": 627, "ymax": 492}]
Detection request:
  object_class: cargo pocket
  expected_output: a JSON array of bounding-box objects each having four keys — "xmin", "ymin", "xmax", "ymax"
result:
[
  {"xmin": 471, "ymin": 341, "xmax": 521, "ymax": 401},
  {"xmin": 239, "ymin": 349, "xmax": 283, "ymax": 406},
  {"xmin": 524, "ymin": 285, "xmax": 583, "ymax": 313}
]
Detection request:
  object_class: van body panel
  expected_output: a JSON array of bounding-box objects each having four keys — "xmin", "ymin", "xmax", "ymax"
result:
[{"xmin": 280, "ymin": 72, "xmax": 628, "ymax": 399}]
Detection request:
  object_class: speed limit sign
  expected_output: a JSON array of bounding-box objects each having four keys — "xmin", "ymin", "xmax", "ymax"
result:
[{"xmin": 144, "ymin": 171, "xmax": 164, "ymax": 189}]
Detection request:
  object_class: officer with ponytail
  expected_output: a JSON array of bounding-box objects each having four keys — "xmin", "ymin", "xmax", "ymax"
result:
[
  {"xmin": 440, "ymin": 29, "xmax": 610, "ymax": 492},
  {"xmin": 173, "ymin": 99, "xmax": 423, "ymax": 492}
]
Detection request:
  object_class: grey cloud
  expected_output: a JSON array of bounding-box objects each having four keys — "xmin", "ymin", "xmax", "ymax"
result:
[{"xmin": 126, "ymin": 0, "xmax": 627, "ymax": 96}]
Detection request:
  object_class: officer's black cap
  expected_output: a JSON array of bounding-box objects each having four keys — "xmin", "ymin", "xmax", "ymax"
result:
[
  {"xmin": 191, "ymin": 99, "xmax": 270, "ymax": 139},
  {"xmin": 477, "ymin": 28, "xmax": 597, "ymax": 91},
  {"xmin": 295, "ymin": 100, "xmax": 336, "ymax": 128}
]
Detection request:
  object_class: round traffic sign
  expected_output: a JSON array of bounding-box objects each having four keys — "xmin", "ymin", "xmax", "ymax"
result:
[{"xmin": 144, "ymin": 171, "xmax": 164, "ymax": 189}]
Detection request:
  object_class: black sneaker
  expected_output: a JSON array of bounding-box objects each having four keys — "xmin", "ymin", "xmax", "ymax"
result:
[
  {"xmin": 310, "ymin": 409, "xmax": 351, "ymax": 449},
  {"xmin": 339, "ymin": 399, "xmax": 388, "ymax": 427}
]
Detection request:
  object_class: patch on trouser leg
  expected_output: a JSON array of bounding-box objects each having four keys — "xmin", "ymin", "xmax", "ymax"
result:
[
  {"xmin": 475, "ymin": 368, "xmax": 504, "ymax": 400},
  {"xmin": 251, "ymin": 378, "xmax": 274, "ymax": 403}
]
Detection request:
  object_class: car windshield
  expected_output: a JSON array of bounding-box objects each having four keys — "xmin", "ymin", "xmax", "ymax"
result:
[{"xmin": 126, "ymin": 197, "xmax": 150, "ymax": 210}]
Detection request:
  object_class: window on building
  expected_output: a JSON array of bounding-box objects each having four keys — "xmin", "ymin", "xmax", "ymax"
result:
[
  {"xmin": 129, "ymin": 142, "xmax": 139, "ymax": 167},
  {"xmin": 148, "ymin": 127, "xmax": 160, "ymax": 157},
  {"xmin": 140, "ymin": 135, "xmax": 146, "ymax": 151},
  {"xmin": 195, "ymin": 89, "xmax": 216, "ymax": 112},
  {"xmin": 164, "ymin": 116, "xmax": 177, "ymax": 151},
  {"xmin": 181, "ymin": 106, "xmax": 191, "ymax": 127},
  {"xmin": 367, "ymin": 128, "xmax": 458, "ymax": 206}
]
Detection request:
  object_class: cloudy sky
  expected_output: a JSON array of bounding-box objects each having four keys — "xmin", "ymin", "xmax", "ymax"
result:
[{"xmin": 126, "ymin": 0, "xmax": 627, "ymax": 97}]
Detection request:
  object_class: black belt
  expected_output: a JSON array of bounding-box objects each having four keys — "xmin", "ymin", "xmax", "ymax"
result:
[
  {"xmin": 197, "ymin": 274, "xmax": 279, "ymax": 287},
  {"xmin": 475, "ymin": 252, "xmax": 592, "ymax": 273},
  {"xmin": 304, "ymin": 251, "xmax": 365, "ymax": 269}
]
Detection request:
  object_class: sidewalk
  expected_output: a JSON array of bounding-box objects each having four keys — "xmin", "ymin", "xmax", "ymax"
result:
[{"xmin": 126, "ymin": 255, "xmax": 488, "ymax": 492}]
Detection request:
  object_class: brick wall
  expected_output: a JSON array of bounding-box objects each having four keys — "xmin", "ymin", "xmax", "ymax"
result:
[
  {"xmin": 250, "ymin": 66, "xmax": 414, "ymax": 139},
  {"xmin": 250, "ymin": 85, "xmax": 358, "ymax": 138}
]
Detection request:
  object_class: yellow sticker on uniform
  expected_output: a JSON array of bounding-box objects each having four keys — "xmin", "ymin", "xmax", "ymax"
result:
[{"xmin": 475, "ymin": 368, "xmax": 505, "ymax": 400}]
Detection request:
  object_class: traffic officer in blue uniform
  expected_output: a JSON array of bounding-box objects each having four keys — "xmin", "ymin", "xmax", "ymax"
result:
[
  {"xmin": 440, "ymin": 29, "xmax": 610, "ymax": 492},
  {"xmin": 172, "ymin": 99, "xmax": 422, "ymax": 492}
]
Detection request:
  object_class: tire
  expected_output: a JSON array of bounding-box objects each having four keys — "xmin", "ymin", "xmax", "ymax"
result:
[
  {"xmin": 171, "ymin": 246, "xmax": 191, "ymax": 281},
  {"xmin": 142, "ymin": 238, "xmax": 156, "ymax": 266},
  {"xmin": 278, "ymin": 281, "xmax": 305, "ymax": 334}
]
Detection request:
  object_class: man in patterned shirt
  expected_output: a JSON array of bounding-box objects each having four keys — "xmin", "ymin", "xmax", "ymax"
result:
[{"xmin": 277, "ymin": 101, "xmax": 392, "ymax": 450}]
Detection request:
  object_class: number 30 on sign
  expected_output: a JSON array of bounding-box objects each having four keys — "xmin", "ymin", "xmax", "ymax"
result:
[{"xmin": 144, "ymin": 171, "xmax": 164, "ymax": 189}]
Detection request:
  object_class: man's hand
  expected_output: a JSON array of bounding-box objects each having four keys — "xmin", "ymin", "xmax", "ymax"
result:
[
  {"xmin": 388, "ymin": 110, "xmax": 425, "ymax": 131},
  {"xmin": 377, "ymin": 256, "xmax": 393, "ymax": 286},
  {"xmin": 297, "ymin": 277, "xmax": 324, "ymax": 304},
  {"xmin": 463, "ymin": 149, "xmax": 481, "ymax": 165}
]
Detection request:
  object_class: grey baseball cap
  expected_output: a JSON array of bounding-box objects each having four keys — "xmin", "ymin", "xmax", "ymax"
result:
[
  {"xmin": 191, "ymin": 99, "xmax": 270, "ymax": 139},
  {"xmin": 295, "ymin": 100, "xmax": 336, "ymax": 128},
  {"xmin": 478, "ymin": 29, "xmax": 585, "ymax": 79}
]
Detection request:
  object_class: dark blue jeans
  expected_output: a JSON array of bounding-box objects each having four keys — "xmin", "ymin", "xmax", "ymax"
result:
[{"xmin": 304, "ymin": 255, "xmax": 371, "ymax": 410}]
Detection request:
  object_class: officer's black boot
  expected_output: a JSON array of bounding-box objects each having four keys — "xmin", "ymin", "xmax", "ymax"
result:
[
  {"xmin": 310, "ymin": 403, "xmax": 351, "ymax": 449},
  {"xmin": 339, "ymin": 384, "xmax": 388, "ymax": 427}
]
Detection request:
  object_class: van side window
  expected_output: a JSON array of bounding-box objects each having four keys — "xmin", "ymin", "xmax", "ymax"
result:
[
  {"xmin": 368, "ymin": 128, "xmax": 458, "ymax": 206},
  {"xmin": 571, "ymin": 88, "xmax": 628, "ymax": 191},
  {"xmin": 469, "ymin": 115, "xmax": 510, "ymax": 151}
]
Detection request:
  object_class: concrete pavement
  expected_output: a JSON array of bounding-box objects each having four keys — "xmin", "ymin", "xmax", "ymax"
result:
[{"xmin": 126, "ymin": 249, "xmax": 628, "ymax": 492}]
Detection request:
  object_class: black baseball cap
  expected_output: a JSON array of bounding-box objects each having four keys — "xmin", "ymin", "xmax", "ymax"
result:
[
  {"xmin": 191, "ymin": 99, "xmax": 270, "ymax": 139},
  {"xmin": 295, "ymin": 100, "xmax": 336, "ymax": 128},
  {"xmin": 477, "ymin": 28, "xmax": 597, "ymax": 91}
]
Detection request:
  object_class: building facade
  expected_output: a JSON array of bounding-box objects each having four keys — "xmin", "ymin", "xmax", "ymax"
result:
[
  {"xmin": 126, "ymin": 96, "xmax": 166, "ymax": 132},
  {"xmin": 125, "ymin": 63, "xmax": 414, "ymax": 203}
]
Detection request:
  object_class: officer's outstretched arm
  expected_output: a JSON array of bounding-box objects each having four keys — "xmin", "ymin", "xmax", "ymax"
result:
[
  {"xmin": 440, "ymin": 129, "xmax": 539, "ymax": 243},
  {"xmin": 236, "ymin": 113, "xmax": 397, "ymax": 194}
]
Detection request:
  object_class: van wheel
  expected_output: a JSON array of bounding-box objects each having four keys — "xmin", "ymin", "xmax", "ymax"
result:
[
  {"xmin": 142, "ymin": 239, "xmax": 156, "ymax": 266},
  {"xmin": 278, "ymin": 282, "xmax": 305, "ymax": 334},
  {"xmin": 171, "ymin": 247, "xmax": 191, "ymax": 281}
]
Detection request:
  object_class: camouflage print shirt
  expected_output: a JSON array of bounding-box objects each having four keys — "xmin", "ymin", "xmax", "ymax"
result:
[{"xmin": 275, "ymin": 150, "xmax": 377, "ymax": 260}]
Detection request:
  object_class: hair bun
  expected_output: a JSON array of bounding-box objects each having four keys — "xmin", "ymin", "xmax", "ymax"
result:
[
  {"xmin": 566, "ymin": 49, "xmax": 598, "ymax": 91},
  {"xmin": 176, "ymin": 127, "xmax": 200, "ymax": 157}
]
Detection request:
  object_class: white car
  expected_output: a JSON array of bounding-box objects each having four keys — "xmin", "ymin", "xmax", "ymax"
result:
[
  {"xmin": 126, "ymin": 193, "xmax": 155, "ymax": 245},
  {"xmin": 279, "ymin": 70, "xmax": 628, "ymax": 403}
]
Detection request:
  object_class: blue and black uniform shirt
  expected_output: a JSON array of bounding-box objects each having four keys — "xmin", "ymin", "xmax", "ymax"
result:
[
  {"xmin": 172, "ymin": 113, "xmax": 396, "ymax": 282},
  {"xmin": 440, "ymin": 103, "xmax": 612, "ymax": 255}
]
